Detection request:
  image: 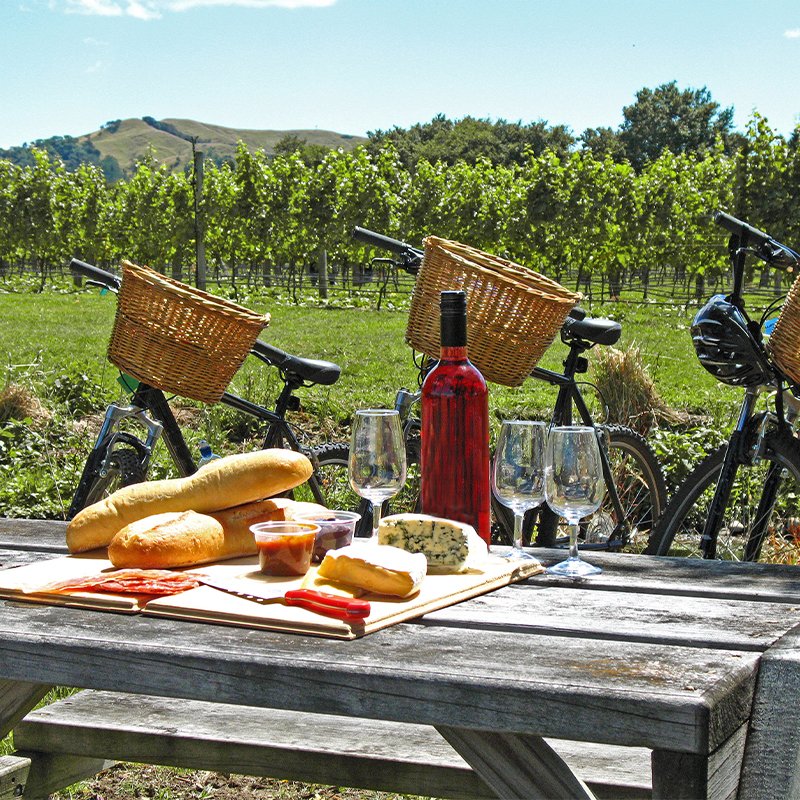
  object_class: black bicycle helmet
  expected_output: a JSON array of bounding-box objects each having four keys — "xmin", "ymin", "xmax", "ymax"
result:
[{"xmin": 691, "ymin": 295, "xmax": 773, "ymax": 387}]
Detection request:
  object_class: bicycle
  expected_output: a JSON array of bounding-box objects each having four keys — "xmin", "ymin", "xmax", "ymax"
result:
[
  {"xmin": 646, "ymin": 210, "xmax": 800, "ymax": 562},
  {"xmin": 352, "ymin": 227, "xmax": 667, "ymax": 552},
  {"xmin": 67, "ymin": 258, "xmax": 355, "ymax": 520}
]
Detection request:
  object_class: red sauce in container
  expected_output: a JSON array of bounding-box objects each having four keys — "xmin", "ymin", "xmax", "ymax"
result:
[{"xmin": 251, "ymin": 522, "xmax": 319, "ymax": 577}]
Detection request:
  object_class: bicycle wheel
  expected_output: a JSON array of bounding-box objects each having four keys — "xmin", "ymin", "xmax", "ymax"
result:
[
  {"xmin": 647, "ymin": 433, "xmax": 800, "ymax": 562},
  {"xmin": 496, "ymin": 425, "xmax": 667, "ymax": 552},
  {"xmin": 293, "ymin": 440, "xmax": 421, "ymax": 539},
  {"xmin": 70, "ymin": 447, "xmax": 146, "ymax": 516}
]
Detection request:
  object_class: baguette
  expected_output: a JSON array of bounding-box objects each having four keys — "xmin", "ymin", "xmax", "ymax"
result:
[
  {"xmin": 107, "ymin": 497, "xmax": 328, "ymax": 568},
  {"xmin": 67, "ymin": 449, "xmax": 312, "ymax": 553}
]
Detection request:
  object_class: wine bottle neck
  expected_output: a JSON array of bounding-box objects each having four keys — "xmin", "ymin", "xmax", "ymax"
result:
[
  {"xmin": 439, "ymin": 345, "xmax": 469, "ymax": 360},
  {"xmin": 440, "ymin": 310, "xmax": 467, "ymax": 348}
]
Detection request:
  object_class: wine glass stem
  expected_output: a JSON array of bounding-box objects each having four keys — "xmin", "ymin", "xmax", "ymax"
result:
[
  {"xmin": 568, "ymin": 521, "xmax": 580, "ymax": 561},
  {"xmin": 371, "ymin": 503, "xmax": 381, "ymax": 541},
  {"xmin": 514, "ymin": 512, "xmax": 524, "ymax": 552}
]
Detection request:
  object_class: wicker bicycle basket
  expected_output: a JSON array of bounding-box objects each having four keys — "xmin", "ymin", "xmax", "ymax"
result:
[
  {"xmin": 107, "ymin": 260, "xmax": 270, "ymax": 404},
  {"xmin": 406, "ymin": 237, "xmax": 581, "ymax": 386},
  {"xmin": 767, "ymin": 273, "xmax": 800, "ymax": 385}
]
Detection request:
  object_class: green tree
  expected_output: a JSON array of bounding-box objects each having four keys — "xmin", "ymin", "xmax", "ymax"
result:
[
  {"xmin": 367, "ymin": 115, "xmax": 574, "ymax": 170},
  {"xmin": 619, "ymin": 82, "xmax": 735, "ymax": 170},
  {"xmin": 580, "ymin": 126, "xmax": 626, "ymax": 161}
]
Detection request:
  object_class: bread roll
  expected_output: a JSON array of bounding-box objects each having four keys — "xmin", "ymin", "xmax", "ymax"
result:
[
  {"xmin": 67, "ymin": 449, "xmax": 312, "ymax": 553},
  {"xmin": 108, "ymin": 511, "xmax": 223, "ymax": 568},
  {"xmin": 107, "ymin": 497, "xmax": 328, "ymax": 568}
]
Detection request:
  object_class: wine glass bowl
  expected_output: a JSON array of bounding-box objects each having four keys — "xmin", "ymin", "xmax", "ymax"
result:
[
  {"xmin": 545, "ymin": 425, "xmax": 604, "ymax": 577},
  {"xmin": 492, "ymin": 420, "xmax": 546, "ymax": 561},
  {"xmin": 348, "ymin": 409, "xmax": 407, "ymax": 540}
]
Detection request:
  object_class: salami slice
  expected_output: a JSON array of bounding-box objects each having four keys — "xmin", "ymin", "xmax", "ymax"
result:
[{"xmin": 42, "ymin": 569, "xmax": 202, "ymax": 596}]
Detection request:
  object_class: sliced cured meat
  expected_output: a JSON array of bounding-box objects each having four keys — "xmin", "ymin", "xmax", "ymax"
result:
[{"xmin": 40, "ymin": 569, "xmax": 202, "ymax": 596}]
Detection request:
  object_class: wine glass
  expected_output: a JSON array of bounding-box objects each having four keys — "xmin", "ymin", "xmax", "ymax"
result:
[
  {"xmin": 348, "ymin": 409, "xmax": 407, "ymax": 541},
  {"xmin": 544, "ymin": 426, "xmax": 604, "ymax": 577},
  {"xmin": 492, "ymin": 420, "xmax": 546, "ymax": 561}
]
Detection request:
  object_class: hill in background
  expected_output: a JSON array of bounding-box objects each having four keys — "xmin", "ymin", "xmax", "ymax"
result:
[{"xmin": 0, "ymin": 116, "xmax": 367, "ymax": 179}]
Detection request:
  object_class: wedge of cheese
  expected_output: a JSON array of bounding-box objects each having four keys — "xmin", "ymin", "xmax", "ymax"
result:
[
  {"xmin": 317, "ymin": 543, "xmax": 427, "ymax": 598},
  {"xmin": 378, "ymin": 513, "xmax": 488, "ymax": 573}
]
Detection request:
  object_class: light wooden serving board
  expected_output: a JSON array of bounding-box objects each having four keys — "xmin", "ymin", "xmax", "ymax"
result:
[
  {"xmin": 0, "ymin": 550, "xmax": 544, "ymax": 639},
  {"xmin": 0, "ymin": 550, "xmax": 145, "ymax": 613}
]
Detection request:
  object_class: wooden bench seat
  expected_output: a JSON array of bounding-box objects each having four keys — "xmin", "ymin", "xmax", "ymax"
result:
[
  {"xmin": 0, "ymin": 755, "xmax": 30, "ymax": 799},
  {"xmin": 13, "ymin": 690, "xmax": 651, "ymax": 800}
]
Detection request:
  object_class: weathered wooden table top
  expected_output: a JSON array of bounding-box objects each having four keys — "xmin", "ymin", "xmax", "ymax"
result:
[{"xmin": 2, "ymin": 517, "xmax": 800, "ymax": 799}]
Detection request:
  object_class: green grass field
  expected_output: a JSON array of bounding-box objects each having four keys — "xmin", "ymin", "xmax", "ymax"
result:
[
  {"xmin": 0, "ymin": 284, "xmax": 745, "ymax": 519},
  {"xmin": 0, "ymin": 289, "xmax": 728, "ymax": 415}
]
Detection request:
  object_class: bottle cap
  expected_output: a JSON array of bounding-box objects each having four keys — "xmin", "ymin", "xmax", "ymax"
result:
[{"xmin": 440, "ymin": 290, "xmax": 467, "ymax": 316}]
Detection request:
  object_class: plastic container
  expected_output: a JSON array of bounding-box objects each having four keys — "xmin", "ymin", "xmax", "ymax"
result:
[
  {"xmin": 296, "ymin": 510, "xmax": 361, "ymax": 561},
  {"xmin": 250, "ymin": 521, "xmax": 319, "ymax": 576},
  {"xmin": 197, "ymin": 440, "xmax": 222, "ymax": 468}
]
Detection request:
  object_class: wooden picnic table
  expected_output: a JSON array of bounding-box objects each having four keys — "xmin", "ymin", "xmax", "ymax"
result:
[{"xmin": 1, "ymin": 517, "xmax": 799, "ymax": 800}]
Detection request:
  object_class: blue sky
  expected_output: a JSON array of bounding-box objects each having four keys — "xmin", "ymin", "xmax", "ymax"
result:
[{"xmin": 1, "ymin": 0, "xmax": 799, "ymax": 149}]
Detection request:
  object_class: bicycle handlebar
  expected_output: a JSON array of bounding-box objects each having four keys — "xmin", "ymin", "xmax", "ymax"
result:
[
  {"xmin": 352, "ymin": 226, "xmax": 423, "ymax": 274},
  {"xmin": 70, "ymin": 258, "xmax": 122, "ymax": 291},
  {"xmin": 714, "ymin": 211, "xmax": 799, "ymax": 271}
]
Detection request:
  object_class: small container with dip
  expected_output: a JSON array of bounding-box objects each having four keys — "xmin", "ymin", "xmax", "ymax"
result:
[
  {"xmin": 250, "ymin": 521, "xmax": 319, "ymax": 576},
  {"xmin": 296, "ymin": 510, "xmax": 361, "ymax": 561}
]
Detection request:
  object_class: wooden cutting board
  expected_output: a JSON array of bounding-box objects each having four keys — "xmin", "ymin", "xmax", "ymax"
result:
[
  {"xmin": 0, "ymin": 551, "xmax": 143, "ymax": 612},
  {"xmin": 0, "ymin": 550, "xmax": 544, "ymax": 639}
]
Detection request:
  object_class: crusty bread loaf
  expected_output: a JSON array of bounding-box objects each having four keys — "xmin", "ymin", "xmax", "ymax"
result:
[
  {"xmin": 108, "ymin": 497, "xmax": 328, "ymax": 568},
  {"xmin": 108, "ymin": 511, "xmax": 224, "ymax": 568},
  {"xmin": 67, "ymin": 449, "xmax": 312, "ymax": 553}
]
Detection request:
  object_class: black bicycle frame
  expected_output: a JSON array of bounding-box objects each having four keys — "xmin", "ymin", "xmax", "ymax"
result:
[
  {"xmin": 126, "ymin": 379, "xmax": 329, "ymax": 505},
  {"xmin": 696, "ymin": 227, "xmax": 791, "ymax": 558}
]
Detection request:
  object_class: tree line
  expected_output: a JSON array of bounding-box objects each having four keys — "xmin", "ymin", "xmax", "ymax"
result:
[{"xmin": 0, "ymin": 109, "xmax": 798, "ymax": 299}]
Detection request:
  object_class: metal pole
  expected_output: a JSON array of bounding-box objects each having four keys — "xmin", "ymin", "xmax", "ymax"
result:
[
  {"xmin": 192, "ymin": 143, "xmax": 207, "ymax": 290},
  {"xmin": 317, "ymin": 248, "xmax": 328, "ymax": 299}
]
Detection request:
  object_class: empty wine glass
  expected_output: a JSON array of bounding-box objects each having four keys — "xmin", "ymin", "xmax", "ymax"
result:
[
  {"xmin": 348, "ymin": 409, "xmax": 407, "ymax": 541},
  {"xmin": 492, "ymin": 421, "xmax": 546, "ymax": 561},
  {"xmin": 545, "ymin": 426, "xmax": 604, "ymax": 577}
]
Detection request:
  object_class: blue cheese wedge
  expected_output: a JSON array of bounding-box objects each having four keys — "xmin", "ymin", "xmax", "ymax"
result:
[
  {"xmin": 378, "ymin": 514, "xmax": 487, "ymax": 573},
  {"xmin": 317, "ymin": 543, "xmax": 427, "ymax": 598}
]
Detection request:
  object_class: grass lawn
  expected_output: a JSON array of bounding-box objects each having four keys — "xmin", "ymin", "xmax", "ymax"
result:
[{"xmin": 0, "ymin": 288, "xmax": 732, "ymax": 421}]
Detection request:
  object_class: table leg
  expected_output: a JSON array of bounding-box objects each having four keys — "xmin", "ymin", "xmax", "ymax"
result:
[
  {"xmin": 738, "ymin": 627, "xmax": 800, "ymax": 800},
  {"xmin": 436, "ymin": 725, "xmax": 597, "ymax": 800},
  {"xmin": 651, "ymin": 723, "xmax": 746, "ymax": 800},
  {"xmin": 0, "ymin": 680, "xmax": 51, "ymax": 739}
]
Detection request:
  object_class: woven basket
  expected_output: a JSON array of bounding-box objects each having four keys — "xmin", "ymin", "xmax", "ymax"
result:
[
  {"xmin": 406, "ymin": 237, "xmax": 580, "ymax": 386},
  {"xmin": 108, "ymin": 260, "xmax": 270, "ymax": 404},
  {"xmin": 768, "ymin": 273, "xmax": 800, "ymax": 385}
]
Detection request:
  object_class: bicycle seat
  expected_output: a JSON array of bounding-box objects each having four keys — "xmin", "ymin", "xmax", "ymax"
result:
[
  {"xmin": 251, "ymin": 340, "xmax": 342, "ymax": 386},
  {"xmin": 561, "ymin": 316, "xmax": 622, "ymax": 346}
]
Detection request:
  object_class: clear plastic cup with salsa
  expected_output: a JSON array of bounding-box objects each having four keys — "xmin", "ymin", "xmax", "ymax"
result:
[{"xmin": 250, "ymin": 521, "xmax": 320, "ymax": 576}]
